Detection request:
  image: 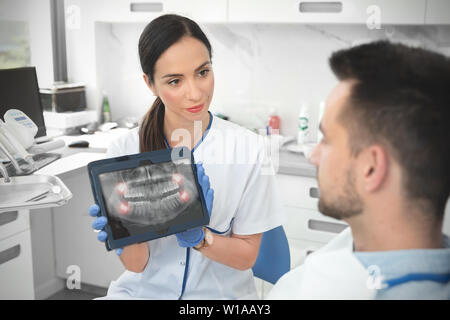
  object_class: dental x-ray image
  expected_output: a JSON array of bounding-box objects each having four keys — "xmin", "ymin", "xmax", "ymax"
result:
[{"xmin": 98, "ymin": 160, "xmax": 204, "ymax": 240}]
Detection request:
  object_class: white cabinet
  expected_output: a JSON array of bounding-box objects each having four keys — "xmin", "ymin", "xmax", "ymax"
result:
[
  {"xmin": 127, "ymin": 0, "xmax": 228, "ymax": 23},
  {"xmin": 284, "ymin": 206, "xmax": 348, "ymax": 243},
  {"xmin": 66, "ymin": 0, "xmax": 162, "ymax": 23},
  {"xmin": 162, "ymin": 0, "xmax": 228, "ymax": 23},
  {"xmin": 0, "ymin": 210, "xmax": 29, "ymax": 242},
  {"xmin": 0, "ymin": 210, "xmax": 35, "ymax": 299},
  {"xmin": 425, "ymin": 0, "xmax": 450, "ymax": 24},
  {"xmin": 53, "ymin": 170, "xmax": 125, "ymax": 289},
  {"xmin": 66, "ymin": 0, "xmax": 227, "ymax": 23},
  {"xmin": 276, "ymin": 173, "xmax": 347, "ymax": 244},
  {"xmin": 228, "ymin": 0, "xmax": 426, "ymax": 24},
  {"xmin": 65, "ymin": 0, "xmax": 437, "ymax": 27},
  {"xmin": 276, "ymin": 174, "xmax": 319, "ymax": 210}
]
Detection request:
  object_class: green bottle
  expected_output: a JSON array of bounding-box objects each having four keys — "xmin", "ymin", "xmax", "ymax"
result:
[{"xmin": 102, "ymin": 94, "xmax": 111, "ymax": 123}]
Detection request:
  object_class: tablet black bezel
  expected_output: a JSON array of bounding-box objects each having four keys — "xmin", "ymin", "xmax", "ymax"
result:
[{"xmin": 87, "ymin": 147, "xmax": 210, "ymax": 250}]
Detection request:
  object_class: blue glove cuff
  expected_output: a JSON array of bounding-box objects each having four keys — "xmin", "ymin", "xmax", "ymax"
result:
[{"xmin": 176, "ymin": 228, "xmax": 205, "ymax": 248}]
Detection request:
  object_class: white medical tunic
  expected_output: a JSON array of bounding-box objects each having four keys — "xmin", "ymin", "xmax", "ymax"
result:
[{"xmin": 103, "ymin": 115, "xmax": 286, "ymax": 299}]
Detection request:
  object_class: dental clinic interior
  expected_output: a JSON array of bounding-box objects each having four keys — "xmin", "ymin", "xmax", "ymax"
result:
[{"xmin": 0, "ymin": 0, "xmax": 449, "ymax": 300}]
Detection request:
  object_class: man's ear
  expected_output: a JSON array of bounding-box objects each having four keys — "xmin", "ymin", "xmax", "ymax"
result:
[
  {"xmin": 361, "ymin": 145, "xmax": 388, "ymax": 193},
  {"xmin": 143, "ymin": 74, "xmax": 156, "ymax": 96}
]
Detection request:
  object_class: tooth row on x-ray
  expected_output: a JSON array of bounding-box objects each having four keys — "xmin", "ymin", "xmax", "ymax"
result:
[{"xmin": 104, "ymin": 163, "xmax": 197, "ymax": 225}]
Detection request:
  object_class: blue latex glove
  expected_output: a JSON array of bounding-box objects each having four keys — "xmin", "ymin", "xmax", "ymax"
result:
[
  {"xmin": 89, "ymin": 204, "xmax": 124, "ymax": 256},
  {"xmin": 175, "ymin": 163, "xmax": 214, "ymax": 247}
]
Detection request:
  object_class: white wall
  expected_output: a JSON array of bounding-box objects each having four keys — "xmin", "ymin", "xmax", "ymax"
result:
[
  {"xmin": 92, "ymin": 22, "xmax": 450, "ymax": 140},
  {"xmin": 0, "ymin": 0, "xmax": 54, "ymax": 87},
  {"xmin": 94, "ymin": 22, "xmax": 154, "ymax": 124}
]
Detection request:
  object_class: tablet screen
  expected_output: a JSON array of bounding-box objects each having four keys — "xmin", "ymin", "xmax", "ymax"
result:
[{"xmin": 98, "ymin": 159, "xmax": 204, "ymax": 240}]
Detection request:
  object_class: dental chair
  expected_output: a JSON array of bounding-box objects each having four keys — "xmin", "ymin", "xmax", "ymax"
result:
[{"xmin": 252, "ymin": 226, "xmax": 291, "ymax": 285}]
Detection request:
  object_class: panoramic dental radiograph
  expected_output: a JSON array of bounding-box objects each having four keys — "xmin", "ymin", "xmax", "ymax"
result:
[{"xmin": 98, "ymin": 161, "xmax": 202, "ymax": 239}]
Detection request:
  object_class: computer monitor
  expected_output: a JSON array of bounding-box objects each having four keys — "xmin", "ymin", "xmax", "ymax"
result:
[{"xmin": 0, "ymin": 67, "xmax": 47, "ymax": 137}]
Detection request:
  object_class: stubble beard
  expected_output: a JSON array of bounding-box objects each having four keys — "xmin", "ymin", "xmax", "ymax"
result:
[{"xmin": 318, "ymin": 167, "xmax": 363, "ymax": 221}]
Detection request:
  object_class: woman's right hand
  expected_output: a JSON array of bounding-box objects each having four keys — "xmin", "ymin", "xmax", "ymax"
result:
[{"xmin": 89, "ymin": 204, "xmax": 149, "ymax": 273}]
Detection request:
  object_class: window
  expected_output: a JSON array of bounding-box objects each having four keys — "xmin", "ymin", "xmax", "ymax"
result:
[{"xmin": 0, "ymin": 20, "xmax": 31, "ymax": 68}]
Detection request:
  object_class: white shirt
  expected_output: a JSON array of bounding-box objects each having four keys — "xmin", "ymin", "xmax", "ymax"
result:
[
  {"xmin": 102, "ymin": 115, "xmax": 286, "ymax": 299},
  {"xmin": 267, "ymin": 228, "xmax": 376, "ymax": 300}
]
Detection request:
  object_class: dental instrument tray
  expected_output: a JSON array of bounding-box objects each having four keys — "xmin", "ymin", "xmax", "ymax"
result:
[
  {"xmin": 87, "ymin": 147, "xmax": 210, "ymax": 251},
  {"xmin": 0, "ymin": 174, "xmax": 73, "ymax": 213}
]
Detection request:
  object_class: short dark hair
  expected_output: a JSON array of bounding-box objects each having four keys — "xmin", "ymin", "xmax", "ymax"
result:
[{"xmin": 329, "ymin": 41, "xmax": 450, "ymax": 218}]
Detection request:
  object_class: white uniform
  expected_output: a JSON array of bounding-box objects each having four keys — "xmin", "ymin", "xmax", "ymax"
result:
[
  {"xmin": 103, "ymin": 115, "xmax": 286, "ymax": 299},
  {"xmin": 267, "ymin": 228, "xmax": 376, "ymax": 300}
]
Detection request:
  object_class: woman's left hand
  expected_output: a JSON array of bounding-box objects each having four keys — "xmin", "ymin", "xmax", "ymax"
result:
[{"xmin": 176, "ymin": 163, "xmax": 214, "ymax": 247}]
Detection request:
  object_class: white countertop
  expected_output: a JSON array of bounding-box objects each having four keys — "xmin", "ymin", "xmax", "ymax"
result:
[
  {"xmin": 277, "ymin": 144, "xmax": 317, "ymax": 178},
  {"xmin": 53, "ymin": 127, "xmax": 130, "ymax": 149},
  {"xmin": 33, "ymin": 128, "xmax": 316, "ymax": 178},
  {"xmin": 34, "ymin": 152, "xmax": 106, "ymax": 176},
  {"xmin": 34, "ymin": 128, "xmax": 132, "ymax": 177}
]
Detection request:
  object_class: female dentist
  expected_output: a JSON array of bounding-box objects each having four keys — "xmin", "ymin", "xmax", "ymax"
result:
[{"xmin": 89, "ymin": 14, "xmax": 285, "ymax": 299}]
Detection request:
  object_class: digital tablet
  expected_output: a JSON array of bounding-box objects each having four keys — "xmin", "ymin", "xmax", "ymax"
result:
[{"xmin": 87, "ymin": 147, "xmax": 210, "ymax": 251}]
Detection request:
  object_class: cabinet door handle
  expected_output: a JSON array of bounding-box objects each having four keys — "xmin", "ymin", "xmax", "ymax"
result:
[
  {"xmin": 309, "ymin": 187, "xmax": 320, "ymax": 199},
  {"xmin": 0, "ymin": 244, "xmax": 21, "ymax": 266},
  {"xmin": 299, "ymin": 2, "xmax": 343, "ymax": 13},
  {"xmin": 130, "ymin": 2, "xmax": 163, "ymax": 12},
  {"xmin": 308, "ymin": 219, "xmax": 347, "ymax": 234},
  {"xmin": 0, "ymin": 211, "xmax": 18, "ymax": 227}
]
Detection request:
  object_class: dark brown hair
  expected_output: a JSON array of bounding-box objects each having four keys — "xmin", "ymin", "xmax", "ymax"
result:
[
  {"xmin": 138, "ymin": 14, "xmax": 212, "ymax": 152},
  {"xmin": 329, "ymin": 41, "xmax": 450, "ymax": 218}
]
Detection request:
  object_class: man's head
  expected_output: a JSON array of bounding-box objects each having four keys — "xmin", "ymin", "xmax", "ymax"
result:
[{"xmin": 310, "ymin": 41, "xmax": 450, "ymax": 223}]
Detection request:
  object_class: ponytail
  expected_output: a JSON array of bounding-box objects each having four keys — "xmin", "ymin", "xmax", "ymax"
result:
[{"xmin": 139, "ymin": 97, "xmax": 166, "ymax": 152}]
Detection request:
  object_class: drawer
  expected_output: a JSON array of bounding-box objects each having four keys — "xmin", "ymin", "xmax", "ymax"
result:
[
  {"xmin": 0, "ymin": 210, "xmax": 29, "ymax": 241},
  {"xmin": 276, "ymin": 174, "xmax": 319, "ymax": 210},
  {"xmin": 0, "ymin": 230, "xmax": 35, "ymax": 299},
  {"xmin": 284, "ymin": 206, "xmax": 348, "ymax": 243}
]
